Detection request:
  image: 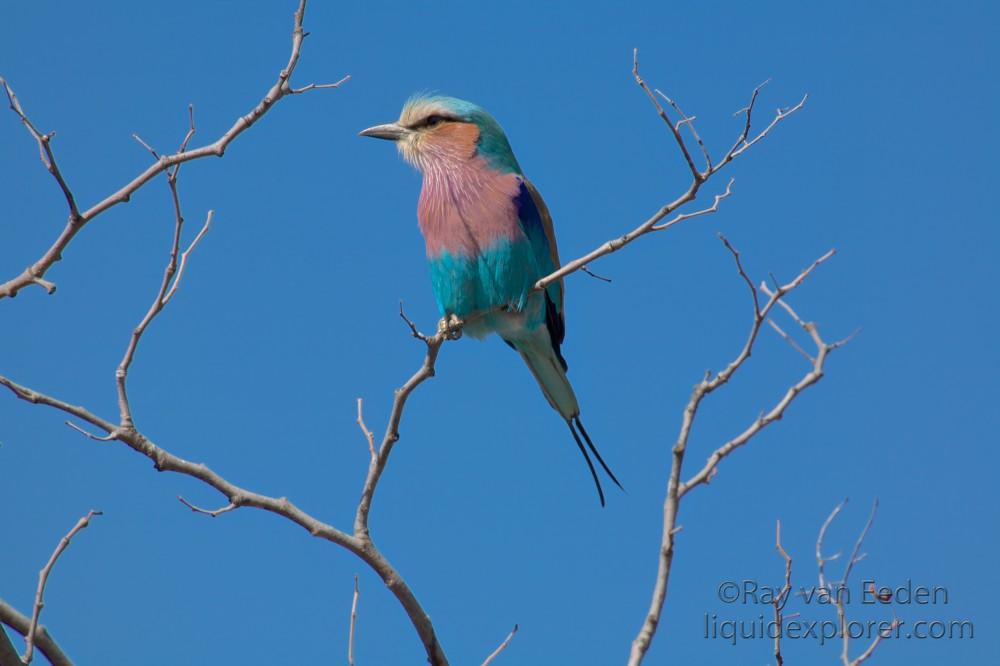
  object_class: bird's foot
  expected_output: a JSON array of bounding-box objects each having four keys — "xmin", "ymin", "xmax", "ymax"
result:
[{"xmin": 437, "ymin": 314, "xmax": 464, "ymax": 340}]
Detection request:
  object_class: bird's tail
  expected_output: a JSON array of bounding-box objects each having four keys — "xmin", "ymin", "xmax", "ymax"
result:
[
  {"xmin": 514, "ymin": 331, "xmax": 579, "ymax": 420},
  {"xmin": 513, "ymin": 331, "xmax": 623, "ymax": 506}
]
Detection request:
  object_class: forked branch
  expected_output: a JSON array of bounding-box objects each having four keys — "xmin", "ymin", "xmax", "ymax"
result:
[
  {"xmin": 0, "ymin": 0, "xmax": 348, "ymax": 301},
  {"xmin": 628, "ymin": 238, "xmax": 846, "ymax": 665},
  {"xmin": 534, "ymin": 50, "xmax": 806, "ymax": 292}
]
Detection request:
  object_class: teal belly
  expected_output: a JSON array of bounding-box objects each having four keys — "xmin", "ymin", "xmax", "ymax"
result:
[{"xmin": 428, "ymin": 242, "xmax": 539, "ymax": 323}]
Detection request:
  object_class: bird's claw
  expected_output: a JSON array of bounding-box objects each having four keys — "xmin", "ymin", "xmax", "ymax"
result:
[{"xmin": 437, "ymin": 314, "xmax": 464, "ymax": 340}]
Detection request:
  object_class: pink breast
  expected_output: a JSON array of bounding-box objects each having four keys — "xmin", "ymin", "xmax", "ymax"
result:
[{"xmin": 417, "ymin": 159, "xmax": 524, "ymax": 258}]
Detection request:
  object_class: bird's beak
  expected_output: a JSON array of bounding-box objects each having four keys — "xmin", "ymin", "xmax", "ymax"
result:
[{"xmin": 359, "ymin": 122, "xmax": 408, "ymax": 141}]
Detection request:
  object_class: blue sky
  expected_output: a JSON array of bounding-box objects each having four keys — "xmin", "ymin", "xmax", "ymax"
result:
[{"xmin": 1, "ymin": 1, "xmax": 997, "ymax": 664}]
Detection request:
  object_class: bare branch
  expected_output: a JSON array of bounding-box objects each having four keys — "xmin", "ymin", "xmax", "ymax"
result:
[
  {"xmin": 177, "ymin": 497, "xmax": 238, "ymax": 517},
  {"xmin": 64, "ymin": 420, "xmax": 119, "ymax": 441},
  {"xmin": 161, "ymin": 211, "xmax": 213, "ymax": 307},
  {"xmin": 399, "ymin": 302, "xmax": 430, "ymax": 342},
  {"xmin": 536, "ymin": 54, "xmax": 803, "ymax": 293},
  {"xmin": 0, "ymin": 599, "xmax": 72, "ymax": 666},
  {"xmin": 132, "ymin": 133, "xmax": 160, "ymax": 159},
  {"xmin": 773, "ymin": 520, "xmax": 793, "ymax": 666},
  {"xmin": 0, "ymin": 0, "xmax": 348, "ymax": 300},
  {"xmin": 718, "ymin": 232, "xmax": 759, "ymax": 315},
  {"xmin": 356, "ymin": 399, "xmax": 377, "ymax": 458},
  {"xmin": 629, "ymin": 241, "xmax": 842, "ymax": 665},
  {"xmin": 654, "ymin": 88, "xmax": 712, "ymax": 172},
  {"xmin": 348, "ymin": 575, "xmax": 359, "ymax": 666},
  {"xmin": 23, "ymin": 510, "xmax": 101, "ymax": 664},
  {"xmin": 0, "ymin": 78, "xmax": 80, "ymax": 221},
  {"xmin": 289, "ymin": 74, "xmax": 352, "ymax": 95},
  {"xmin": 354, "ymin": 324, "xmax": 448, "ymax": 539},
  {"xmin": 580, "ymin": 265, "xmax": 613, "ymax": 283},
  {"xmin": 633, "ymin": 49, "xmax": 702, "ymax": 181},
  {"xmin": 815, "ymin": 501, "xmax": 893, "ymax": 666},
  {"xmin": 114, "ymin": 159, "xmax": 212, "ymax": 428},
  {"xmin": 767, "ymin": 319, "xmax": 815, "ymax": 362},
  {"xmin": 843, "ymin": 500, "xmax": 878, "ymax": 590},
  {"xmin": 480, "ymin": 624, "xmax": 519, "ymax": 666},
  {"xmin": 650, "ymin": 179, "xmax": 734, "ymax": 232}
]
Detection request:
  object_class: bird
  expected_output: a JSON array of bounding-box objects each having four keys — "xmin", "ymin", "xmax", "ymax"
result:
[{"xmin": 360, "ymin": 95, "xmax": 622, "ymax": 505}]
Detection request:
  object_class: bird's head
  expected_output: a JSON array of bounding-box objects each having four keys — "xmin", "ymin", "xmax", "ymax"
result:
[{"xmin": 360, "ymin": 95, "xmax": 522, "ymax": 175}]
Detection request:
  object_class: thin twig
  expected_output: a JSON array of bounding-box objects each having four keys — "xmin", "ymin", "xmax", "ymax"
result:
[
  {"xmin": 114, "ymin": 167, "xmax": 211, "ymax": 428},
  {"xmin": 161, "ymin": 211, "xmax": 213, "ymax": 306},
  {"xmin": 64, "ymin": 420, "xmax": 118, "ymax": 441},
  {"xmin": 815, "ymin": 500, "xmax": 893, "ymax": 666},
  {"xmin": 23, "ymin": 510, "xmax": 101, "ymax": 664},
  {"xmin": 767, "ymin": 319, "xmax": 815, "ymax": 362},
  {"xmin": 348, "ymin": 575, "xmax": 359, "ymax": 666},
  {"xmin": 773, "ymin": 520, "xmax": 793, "ymax": 666},
  {"xmin": 654, "ymin": 88, "xmax": 712, "ymax": 172},
  {"xmin": 356, "ymin": 399, "xmax": 377, "ymax": 458},
  {"xmin": 480, "ymin": 624, "xmax": 519, "ymax": 666},
  {"xmin": 633, "ymin": 50, "xmax": 702, "ymax": 181},
  {"xmin": 289, "ymin": 74, "xmax": 352, "ymax": 95},
  {"xmin": 581, "ymin": 265, "xmax": 612, "ymax": 283},
  {"xmin": 177, "ymin": 497, "xmax": 237, "ymax": 517}
]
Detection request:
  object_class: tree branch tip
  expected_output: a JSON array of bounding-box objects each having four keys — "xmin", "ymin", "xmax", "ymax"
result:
[
  {"xmin": 30, "ymin": 275, "xmax": 57, "ymax": 294},
  {"xmin": 177, "ymin": 496, "xmax": 237, "ymax": 517},
  {"xmin": 64, "ymin": 420, "xmax": 117, "ymax": 441},
  {"xmin": 581, "ymin": 265, "xmax": 613, "ymax": 283}
]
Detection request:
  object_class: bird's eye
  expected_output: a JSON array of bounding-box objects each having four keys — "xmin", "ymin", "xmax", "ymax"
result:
[{"xmin": 425, "ymin": 114, "xmax": 446, "ymax": 127}]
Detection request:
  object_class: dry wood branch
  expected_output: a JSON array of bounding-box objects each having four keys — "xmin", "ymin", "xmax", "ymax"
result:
[
  {"xmin": 0, "ymin": 79, "xmax": 79, "ymax": 223},
  {"xmin": 290, "ymin": 74, "xmax": 352, "ymax": 95},
  {"xmin": 23, "ymin": 510, "xmax": 101, "ymax": 664},
  {"xmin": 654, "ymin": 88, "xmax": 712, "ymax": 172},
  {"xmin": 348, "ymin": 575, "xmax": 359, "ymax": 666},
  {"xmin": 633, "ymin": 50, "xmax": 702, "ymax": 181},
  {"xmin": 177, "ymin": 497, "xmax": 237, "ymax": 517},
  {"xmin": 581, "ymin": 265, "xmax": 613, "ymax": 283},
  {"xmin": 354, "ymin": 326, "xmax": 448, "ymax": 540},
  {"xmin": 768, "ymin": 319, "xmax": 815, "ymax": 362},
  {"xmin": 0, "ymin": 366, "xmax": 449, "ymax": 664},
  {"xmin": 816, "ymin": 500, "xmax": 895, "ymax": 666},
  {"xmin": 0, "ymin": 599, "xmax": 71, "ymax": 666},
  {"xmin": 534, "ymin": 53, "xmax": 804, "ymax": 293},
  {"xmin": 356, "ymin": 399, "xmax": 377, "ymax": 458},
  {"xmin": 115, "ymin": 203, "xmax": 214, "ymax": 428},
  {"xmin": 0, "ymin": 0, "xmax": 348, "ymax": 301},
  {"xmin": 480, "ymin": 624, "xmax": 519, "ymax": 666},
  {"xmin": 628, "ymin": 240, "xmax": 843, "ymax": 666},
  {"xmin": 773, "ymin": 520, "xmax": 793, "ymax": 666}
]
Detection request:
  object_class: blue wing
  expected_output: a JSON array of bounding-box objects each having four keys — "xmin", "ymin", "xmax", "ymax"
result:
[{"xmin": 515, "ymin": 178, "xmax": 567, "ymax": 366}]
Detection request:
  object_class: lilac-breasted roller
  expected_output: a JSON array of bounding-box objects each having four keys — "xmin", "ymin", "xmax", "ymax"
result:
[{"xmin": 360, "ymin": 95, "xmax": 622, "ymax": 505}]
